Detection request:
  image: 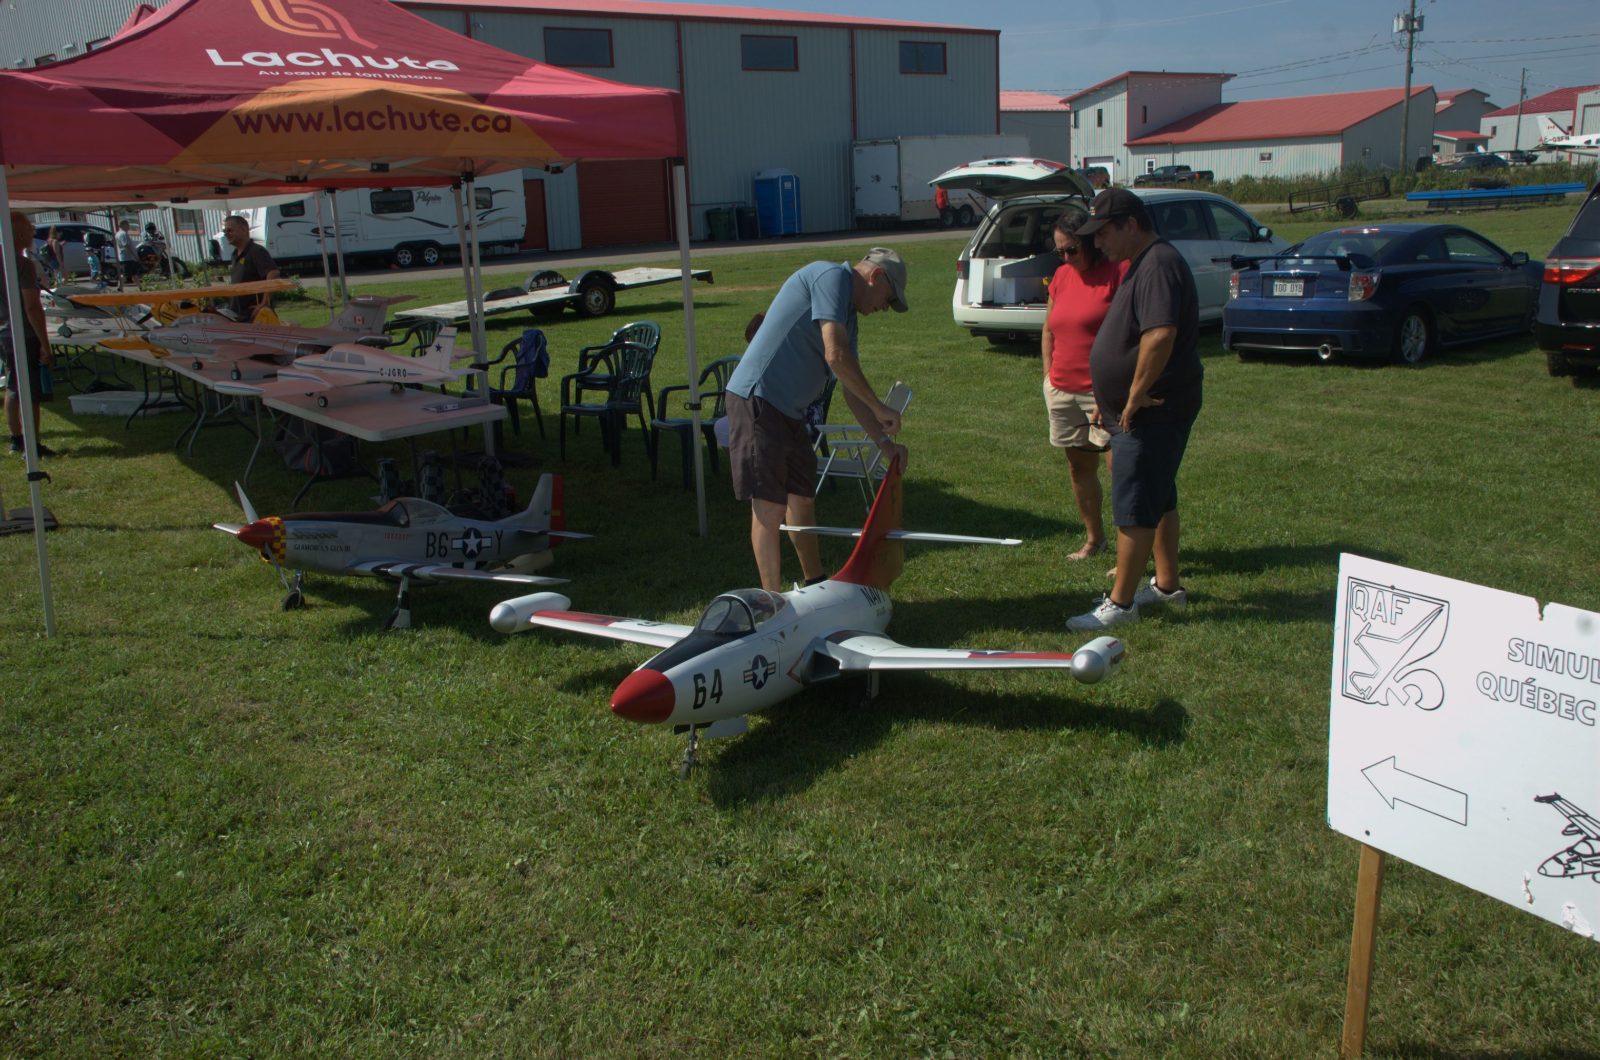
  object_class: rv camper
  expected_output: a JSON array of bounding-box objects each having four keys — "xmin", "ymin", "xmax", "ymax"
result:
[{"xmin": 225, "ymin": 171, "xmax": 527, "ymax": 268}]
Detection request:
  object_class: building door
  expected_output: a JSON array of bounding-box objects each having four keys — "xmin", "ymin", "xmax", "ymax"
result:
[
  {"xmin": 578, "ymin": 159, "xmax": 671, "ymax": 247},
  {"xmin": 521, "ymin": 178, "xmax": 548, "ymax": 251}
]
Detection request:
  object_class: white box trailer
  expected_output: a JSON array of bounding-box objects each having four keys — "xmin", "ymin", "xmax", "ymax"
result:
[
  {"xmin": 852, "ymin": 134, "xmax": 1032, "ymax": 226},
  {"xmin": 231, "ymin": 171, "xmax": 527, "ymax": 269}
]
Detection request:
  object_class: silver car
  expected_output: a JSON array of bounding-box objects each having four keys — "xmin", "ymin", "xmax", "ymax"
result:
[
  {"xmin": 930, "ymin": 158, "xmax": 1287, "ymax": 341},
  {"xmin": 32, "ymin": 222, "xmax": 115, "ymax": 277}
]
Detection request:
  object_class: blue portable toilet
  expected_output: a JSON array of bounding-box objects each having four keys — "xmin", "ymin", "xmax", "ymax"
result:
[{"xmin": 752, "ymin": 168, "xmax": 801, "ymax": 237}]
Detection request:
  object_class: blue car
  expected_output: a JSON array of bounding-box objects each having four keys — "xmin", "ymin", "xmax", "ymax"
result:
[{"xmin": 1223, "ymin": 224, "xmax": 1541, "ymax": 363}]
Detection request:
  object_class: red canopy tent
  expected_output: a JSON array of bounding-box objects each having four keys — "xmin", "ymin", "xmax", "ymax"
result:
[{"xmin": 0, "ymin": 0, "xmax": 712, "ymax": 635}]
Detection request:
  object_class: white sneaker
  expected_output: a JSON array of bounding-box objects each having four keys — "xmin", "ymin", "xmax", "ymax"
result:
[
  {"xmin": 1067, "ymin": 595, "xmax": 1139, "ymax": 631},
  {"xmin": 1133, "ymin": 577, "xmax": 1187, "ymax": 612}
]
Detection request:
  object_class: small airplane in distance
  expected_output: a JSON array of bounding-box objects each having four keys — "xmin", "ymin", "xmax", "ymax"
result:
[
  {"xmin": 1534, "ymin": 116, "xmax": 1600, "ymax": 156},
  {"xmin": 493, "ymin": 459, "xmax": 1125, "ymax": 776},
  {"xmin": 216, "ymin": 326, "xmax": 467, "ymax": 406},
  {"xmin": 1533, "ymin": 793, "xmax": 1600, "ymax": 882},
  {"xmin": 213, "ymin": 472, "xmax": 591, "ymax": 628}
]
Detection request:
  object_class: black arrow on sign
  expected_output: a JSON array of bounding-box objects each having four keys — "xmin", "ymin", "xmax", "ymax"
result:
[{"xmin": 1361, "ymin": 756, "xmax": 1469, "ymax": 826}]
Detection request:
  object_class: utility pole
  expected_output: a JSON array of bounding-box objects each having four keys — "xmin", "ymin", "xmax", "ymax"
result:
[
  {"xmin": 1512, "ymin": 67, "xmax": 1528, "ymax": 153},
  {"xmin": 1395, "ymin": 0, "xmax": 1422, "ymax": 175}
]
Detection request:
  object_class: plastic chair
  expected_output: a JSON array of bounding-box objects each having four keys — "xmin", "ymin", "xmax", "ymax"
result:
[
  {"xmin": 477, "ymin": 329, "xmax": 549, "ymax": 438},
  {"xmin": 382, "ymin": 317, "xmax": 441, "ymax": 357},
  {"xmin": 813, "ymin": 381, "xmax": 912, "ymax": 509},
  {"xmin": 560, "ymin": 341, "xmax": 657, "ymax": 466},
  {"xmin": 565, "ymin": 320, "xmax": 662, "ymax": 435},
  {"xmin": 650, "ymin": 354, "xmax": 740, "ymax": 489}
]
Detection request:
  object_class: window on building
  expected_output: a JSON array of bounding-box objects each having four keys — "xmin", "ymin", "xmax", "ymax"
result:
[
  {"xmin": 33, "ymin": 53, "xmax": 56, "ymax": 66},
  {"xmin": 1362, "ymin": 146, "xmax": 1372, "ymax": 158},
  {"xmin": 1489, "ymin": 124, "xmax": 1497, "ymax": 136},
  {"xmin": 898, "ymin": 41, "xmax": 946, "ymax": 75},
  {"xmin": 280, "ymin": 202, "xmax": 306, "ymax": 218},
  {"xmin": 1072, "ymin": 110, "xmax": 1079, "ymax": 130},
  {"xmin": 86, "ymin": 37, "xmax": 109, "ymax": 51},
  {"xmin": 1141, "ymin": 105, "xmax": 1148, "ymax": 124},
  {"xmin": 1259, "ymin": 151, "xmax": 1273, "ymax": 162},
  {"xmin": 1096, "ymin": 108, "xmax": 1104, "ymax": 129},
  {"xmin": 742, "ymin": 35, "xmax": 798, "ymax": 72},
  {"xmin": 544, "ymin": 27, "xmax": 613, "ymax": 68},
  {"xmin": 1145, "ymin": 159, "xmax": 1155, "ymax": 174},
  {"xmin": 369, "ymin": 190, "xmax": 415, "ymax": 215}
]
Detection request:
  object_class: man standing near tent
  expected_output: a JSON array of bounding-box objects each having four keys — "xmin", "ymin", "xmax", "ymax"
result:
[
  {"xmin": 3, "ymin": 210, "xmax": 55, "ymax": 457},
  {"xmin": 222, "ymin": 215, "xmax": 280, "ymax": 321},
  {"xmin": 114, "ymin": 219, "xmax": 141, "ymax": 287},
  {"xmin": 724, "ymin": 247, "xmax": 910, "ymax": 593}
]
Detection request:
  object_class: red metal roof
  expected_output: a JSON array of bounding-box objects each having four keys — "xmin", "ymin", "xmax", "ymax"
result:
[
  {"xmin": 1063, "ymin": 71, "xmax": 1232, "ymax": 105},
  {"xmin": 1126, "ymin": 85, "xmax": 1433, "ymax": 145},
  {"xmin": 1435, "ymin": 130, "xmax": 1488, "ymax": 141},
  {"xmin": 1001, "ymin": 90, "xmax": 1068, "ymax": 112},
  {"xmin": 398, "ymin": 0, "xmax": 992, "ymax": 34},
  {"xmin": 1482, "ymin": 84, "xmax": 1600, "ymax": 118}
]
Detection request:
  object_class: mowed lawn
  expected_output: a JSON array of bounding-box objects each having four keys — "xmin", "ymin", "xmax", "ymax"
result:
[{"xmin": 2, "ymin": 202, "xmax": 1597, "ymax": 1056}]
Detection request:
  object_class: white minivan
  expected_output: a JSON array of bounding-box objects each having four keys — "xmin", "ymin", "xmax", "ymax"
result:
[{"xmin": 930, "ymin": 158, "xmax": 1287, "ymax": 341}]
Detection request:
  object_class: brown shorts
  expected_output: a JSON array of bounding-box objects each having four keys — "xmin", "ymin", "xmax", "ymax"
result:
[
  {"xmin": 727, "ymin": 393, "xmax": 816, "ymax": 504},
  {"xmin": 1044, "ymin": 382, "xmax": 1109, "ymax": 451}
]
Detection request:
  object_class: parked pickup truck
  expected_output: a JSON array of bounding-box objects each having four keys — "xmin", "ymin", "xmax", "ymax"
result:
[{"xmin": 1133, "ymin": 165, "xmax": 1214, "ymax": 186}]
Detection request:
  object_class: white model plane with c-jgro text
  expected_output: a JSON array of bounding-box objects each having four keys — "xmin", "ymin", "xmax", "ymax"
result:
[
  {"xmin": 213, "ymin": 472, "xmax": 589, "ymax": 628},
  {"xmin": 491, "ymin": 460, "xmax": 1124, "ymax": 775},
  {"xmin": 216, "ymin": 326, "xmax": 467, "ymax": 406}
]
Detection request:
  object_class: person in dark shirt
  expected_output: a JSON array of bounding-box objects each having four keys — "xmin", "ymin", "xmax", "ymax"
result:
[
  {"xmin": 1066, "ymin": 189, "xmax": 1202, "ymax": 631},
  {"xmin": 3, "ymin": 210, "xmax": 56, "ymax": 456},
  {"xmin": 222, "ymin": 214, "xmax": 281, "ymax": 320}
]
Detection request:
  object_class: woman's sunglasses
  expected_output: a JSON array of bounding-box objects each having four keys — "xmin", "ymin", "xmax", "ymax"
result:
[{"xmin": 1057, "ymin": 244, "xmax": 1082, "ymax": 258}]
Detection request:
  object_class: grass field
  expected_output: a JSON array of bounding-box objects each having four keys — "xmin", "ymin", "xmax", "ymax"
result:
[{"xmin": 3, "ymin": 201, "xmax": 1598, "ymax": 1056}]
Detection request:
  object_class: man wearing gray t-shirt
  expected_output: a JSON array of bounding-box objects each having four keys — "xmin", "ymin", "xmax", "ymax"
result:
[{"xmin": 725, "ymin": 248, "xmax": 910, "ymax": 591}]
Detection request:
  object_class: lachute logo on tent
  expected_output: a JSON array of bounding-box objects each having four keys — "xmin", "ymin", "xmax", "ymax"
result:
[{"xmin": 205, "ymin": 0, "xmax": 461, "ymax": 73}]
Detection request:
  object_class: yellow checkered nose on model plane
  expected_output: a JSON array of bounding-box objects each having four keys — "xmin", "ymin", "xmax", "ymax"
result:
[{"xmin": 236, "ymin": 516, "xmax": 287, "ymax": 565}]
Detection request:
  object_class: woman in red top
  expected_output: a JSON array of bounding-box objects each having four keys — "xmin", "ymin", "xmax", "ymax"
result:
[{"xmin": 1041, "ymin": 211, "xmax": 1125, "ymax": 560}]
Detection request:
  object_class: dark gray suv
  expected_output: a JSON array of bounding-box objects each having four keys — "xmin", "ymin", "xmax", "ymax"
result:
[{"xmin": 1536, "ymin": 182, "xmax": 1600, "ymax": 379}]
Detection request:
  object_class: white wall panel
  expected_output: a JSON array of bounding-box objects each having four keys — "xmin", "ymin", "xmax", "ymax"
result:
[
  {"xmin": 1001, "ymin": 112, "xmax": 1070, "ymax": 162},
  {"xmin": 852, "ymin": 29, "xmax": 996, "ymax": 139}
]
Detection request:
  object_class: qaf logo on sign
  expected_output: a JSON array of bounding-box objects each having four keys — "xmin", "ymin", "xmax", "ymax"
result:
[{"xmin": 1341, "ymin": 578, "xmax": 1449, "ymax": 711}]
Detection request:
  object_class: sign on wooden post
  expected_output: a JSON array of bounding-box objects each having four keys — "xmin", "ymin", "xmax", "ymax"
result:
[{"xmin": 1328, "ymin": 555, "xmax": 1600, "ymax": 1052}]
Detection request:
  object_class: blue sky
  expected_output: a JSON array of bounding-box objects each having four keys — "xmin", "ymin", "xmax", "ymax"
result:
[{"xmin": 692, "ymin": 0, "xmax": 1597, "ymax": 104}]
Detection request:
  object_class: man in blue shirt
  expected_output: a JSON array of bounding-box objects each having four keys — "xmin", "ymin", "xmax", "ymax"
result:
[{"xmin": 725, "ymin": 248, "xmax": 910, "ymax": 591}]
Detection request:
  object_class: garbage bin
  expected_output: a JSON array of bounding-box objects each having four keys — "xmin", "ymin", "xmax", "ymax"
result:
[
  {"xmin": 734, "ymin": 206, "xmax": 757, "ymax": 241},
  {"xmin": 704, "ymin": 207, "xmax": 735, "ymax": 242}
]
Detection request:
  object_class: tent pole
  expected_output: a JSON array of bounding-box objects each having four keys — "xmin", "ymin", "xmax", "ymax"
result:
[
  {"xmin": 0, "ymin": 169, "xmax": 58, "ymax": 635},
  {"xmin": 313, "ymin": 192, "xmax": 335, "ymax": 322},
  {"xmin": 449, "ymin": 182, "xmax": 480, "ymax": 358},
  {"xmin": 327, "ymin": 191, "xmax": 349, "ymax": 306},
  {"xmin": 464, "ymin": 175, "xmax": 487, "ymax": 360},
  {"xmin": 672, "ymin": 163, "xmax": 707, "ymax": 537}
]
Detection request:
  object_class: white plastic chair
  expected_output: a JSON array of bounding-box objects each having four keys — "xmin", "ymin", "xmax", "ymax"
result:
[{"xmin": 813, "ymin": 381, "xmax": 912, "ymax": 509}]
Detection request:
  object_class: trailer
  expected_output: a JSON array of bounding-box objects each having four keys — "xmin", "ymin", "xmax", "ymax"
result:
[
  {"xmin": 395, "ymin": 266, "xmax": 714, "ymax": 325},
  {"xmin": 852, "ymin": 134, "xmax": 1031, "ymax": 227},
  {"xmin": 229, "ymin": 171, "xmax": 526, "ymax": 269}
]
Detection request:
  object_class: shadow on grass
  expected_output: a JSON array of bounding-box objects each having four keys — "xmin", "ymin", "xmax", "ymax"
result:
[
  {"xmin": 705, "ymin": 686, "xmax": 1190, "ymax": 805},
  {"xmin": 1386, "ymin": 1044, "xmax": 1600, "ymax": 1060}
]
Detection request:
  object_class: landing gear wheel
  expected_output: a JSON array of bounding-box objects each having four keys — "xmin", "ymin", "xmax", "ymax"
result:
[
  {"xmin": 577, "ymin": 278, "xmax": 615, "ymax": 318},
  {"xmin": 1395, "ymin": 308, "xmax": 1433, "ymax": 365},
  {"xmin": 281, "ymin": 589, "xmax": 304, "ymax": 611},
  {"xmin": 317, "ymin": 395, "xmax": 329, "ymax": 408},
  {"xmin": 679, "ymin": 726, "xmax": 701, "ymax": 780},
  {"xmin": 957, "ymin": 204, "xmax": 976, "ymax": 226}
]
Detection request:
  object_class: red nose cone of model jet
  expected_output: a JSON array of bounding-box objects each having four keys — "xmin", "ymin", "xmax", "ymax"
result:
[
  {"xmin": 236, "ymin": 518, "xmax": 277, "ymax": 550},
  {"xmin": 610, "ymin": 669, "xmax": 675, "ymax": 723}
]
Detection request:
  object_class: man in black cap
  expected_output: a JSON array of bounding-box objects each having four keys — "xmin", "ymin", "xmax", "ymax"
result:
[{"xmin": 1066, "ymin": 188, "xmax": 1201, "ymax": 631}]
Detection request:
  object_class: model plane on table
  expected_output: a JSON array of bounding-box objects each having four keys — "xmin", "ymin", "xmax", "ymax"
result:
[
  {"xmin": 215, "ymin": 326, "xmax": 467, "ymax": 405},
  {"xmin": 493, "ymin": 460, "xmax": 1124, "ymax": 775},
  {"xmin": 213, "ymin": 472, "xmax": 590, "ymax": 628},
  {"xmin": 76, "ymin": 282, "xmax": 413, "ymax": 375}
]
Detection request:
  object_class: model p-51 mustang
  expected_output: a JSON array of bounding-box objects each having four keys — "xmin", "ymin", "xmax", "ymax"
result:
[
  {"xmin": 493, "ymin": 460, "xmax": 1124, "ymax": 775},
  {"xmin": 214, "ymin": 472, "xmax": 589, "ymax": 628},
  {"xmin": 216, "ymin": 326, "xmax": 467, "ymax": 406},
  {"xmin": 1534, "ymin": 793, "xmax": 1600, "ymax": 882}
]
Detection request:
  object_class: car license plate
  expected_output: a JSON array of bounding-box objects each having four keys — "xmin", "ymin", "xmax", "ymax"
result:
[{"xmin": 1272, "ymin": 280, "xmax": 1304, "ymax": 297}]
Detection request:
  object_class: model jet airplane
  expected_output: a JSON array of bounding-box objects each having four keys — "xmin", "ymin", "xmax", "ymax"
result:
[
  {"xmin": 216, "ymin": 326, "xmax": 467, "ymax": 406},
  {"xmin": 493, "ymin": 460, "xmax": 1124, "ymax": 775},
  {"xmin": 1534, "ymin": 793, "xmax": 1600, "ymax": 882},
  {"xmin": 1534, "ymin": 116, "xmax": 1600, "ymax": 157},
  {"xmin": 213, "ymin": 472, "xmax": 590, "ymax": 628}
]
